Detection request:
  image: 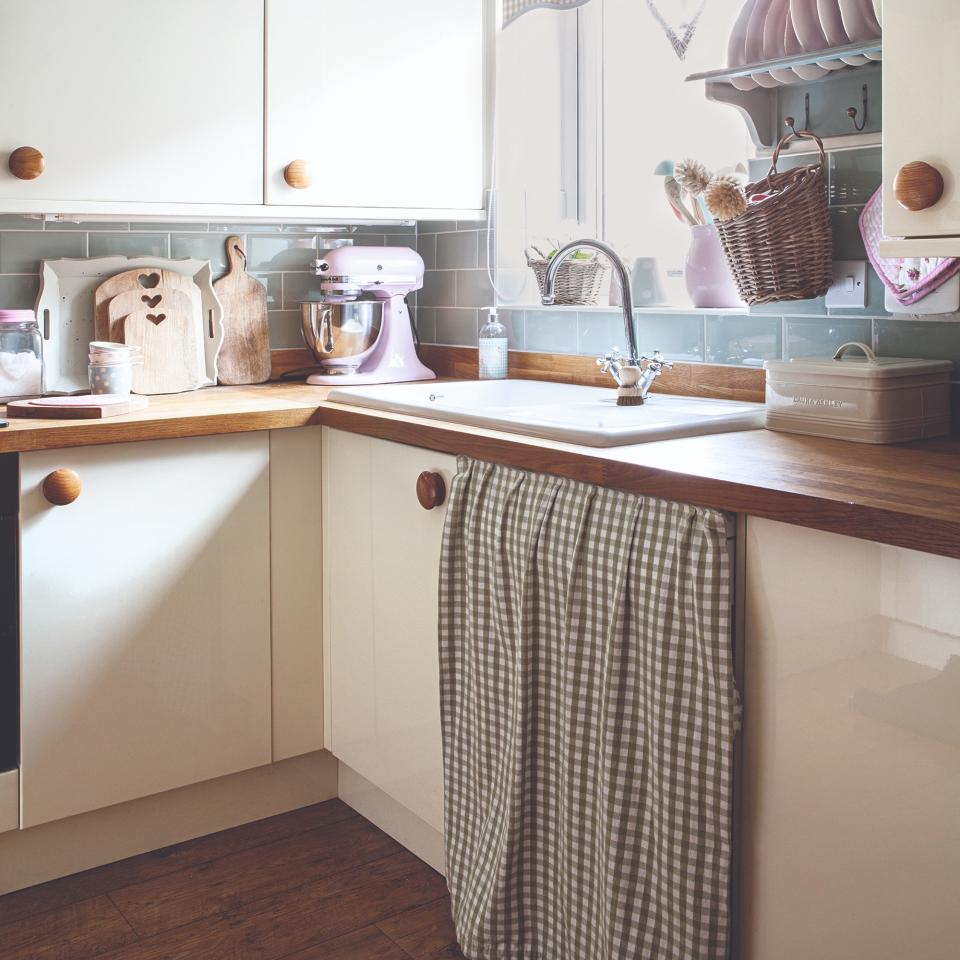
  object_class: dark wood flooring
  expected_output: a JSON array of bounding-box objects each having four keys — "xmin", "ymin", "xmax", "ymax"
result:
[{"xmin": 0, "ymin": 800, "xmax": 463, "ymax": 960}]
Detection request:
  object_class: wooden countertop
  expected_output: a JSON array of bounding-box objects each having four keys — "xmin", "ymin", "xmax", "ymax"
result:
[{"xmin": 3, "ymin": 382, "xmax": 959, "ymax": 559}]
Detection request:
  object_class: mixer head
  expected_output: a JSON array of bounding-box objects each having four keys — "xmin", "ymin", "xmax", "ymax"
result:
[{"xmin": 312, "ymin": 245, "xmax": 424, "ymax": 300}]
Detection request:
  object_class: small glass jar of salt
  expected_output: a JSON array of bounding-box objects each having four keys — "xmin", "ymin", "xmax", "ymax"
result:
[{"xmin": 0, "ymin": 309, "xmax": 43, "ymax": 399}]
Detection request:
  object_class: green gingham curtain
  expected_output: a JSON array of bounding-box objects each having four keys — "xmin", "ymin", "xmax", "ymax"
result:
[{"xmin": 439, "ymin": 457, "xmax": 740, "ymax": 960}]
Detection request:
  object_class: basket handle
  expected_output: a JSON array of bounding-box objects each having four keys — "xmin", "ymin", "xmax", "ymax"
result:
[
  {"xmin": 833, "ymin": 341, "xmax": 877, "ymax": 362},
  {"xmin": 769, "ymin": 130, "xmax": 827, "ymax": 177}
]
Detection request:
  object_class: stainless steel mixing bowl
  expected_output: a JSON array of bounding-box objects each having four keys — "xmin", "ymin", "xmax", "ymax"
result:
[{"xmin": 300, "ymin": 300, "xmax": 383, "ymax": 372}]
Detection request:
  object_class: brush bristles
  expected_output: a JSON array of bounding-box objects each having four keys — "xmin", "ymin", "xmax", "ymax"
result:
[
  {"xmin": 704, "ymin": 174, "xmax": 748, "ymax": 222},
  {"xmin": 616, "ymin": 394, "xmax": 645, "ymax": 407},
  {"xmin": 675, "ymin": 159, "xmax": 711, "ymax": 197}
]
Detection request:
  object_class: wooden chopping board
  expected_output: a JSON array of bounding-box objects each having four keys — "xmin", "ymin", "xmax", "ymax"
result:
[
  {"xmin": 95, "ymin": 268, "xmax": 204, "ymax": 344},
  {"xmin": 213, "ymin": 236, "xmax": 271, "ymax": 385},
  {"xmin": 6, "ymin": 395, "xmax": 150, "ymax": 419},
  {"xmin": 124, "ymin": 307, "xmax": 206, "ymax": 395}
]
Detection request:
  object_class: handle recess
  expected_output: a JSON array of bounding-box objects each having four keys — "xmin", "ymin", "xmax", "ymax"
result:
[
  {"xmin": 894, "ymin": 161, "xmax": 945, "ymax": 212},
  {"xmin": 416, "ymin": 471, "xmax": 446, "ymax": 511},
  {"xmin": 8, "ymin": 146, "xmax": 44, "ymax": 180},
  {"xmin": 284, "ymin": 159, "xmax": 313, "ymax": 189},
  {"xmin": 42, "ymin": 469, "xmax": 81, "ymax": 506}
]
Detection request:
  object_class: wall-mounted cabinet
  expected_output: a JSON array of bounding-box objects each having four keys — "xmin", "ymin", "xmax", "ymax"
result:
[
  {"xmin": 0, "ymin": 0, "xmax": 264, "ymax": 208},
  {"xmin": 0, "ymin": 0, "xmax": 488, "ymax": 221},
  {"xmin": 881, "ymin": 0, "xmax": 960, "ymax": 255}
]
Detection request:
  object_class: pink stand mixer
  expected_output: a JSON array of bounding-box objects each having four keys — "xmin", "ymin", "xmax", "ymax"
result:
[{"xmin": 300, "ymin": 246, "xmax": 435, "ymax": 385}]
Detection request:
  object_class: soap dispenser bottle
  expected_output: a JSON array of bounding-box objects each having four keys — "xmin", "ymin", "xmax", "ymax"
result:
[{"xmin": 479, "ymin": 308, "xmax": 508, "ymax": 380}]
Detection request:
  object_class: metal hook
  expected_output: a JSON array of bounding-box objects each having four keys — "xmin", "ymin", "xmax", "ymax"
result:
[
  {"xmin": 784, "ymin": 94, "xmax": 811, "ymax": 137},
  {"xmin": 847, "ymin": 84, "xmax": 868, "ymax": 132}
]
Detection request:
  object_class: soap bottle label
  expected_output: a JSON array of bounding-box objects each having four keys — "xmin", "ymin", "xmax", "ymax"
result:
[{"xmin": 479, "ymin": 337, "xmax": 508, "ymax": 380}]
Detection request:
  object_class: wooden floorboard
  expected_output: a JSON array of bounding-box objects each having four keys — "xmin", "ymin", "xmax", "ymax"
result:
[
  {"xmin": 0, "ymin": 803, "xmax": 457, "ymax": 960},
  {"xmin": 0, "ymin": 799, "xmax": 358, "ymax": 928}
]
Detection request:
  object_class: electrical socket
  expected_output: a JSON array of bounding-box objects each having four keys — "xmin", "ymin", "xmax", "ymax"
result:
[{"xmin": 825, "ymin": 260, "xmax": 867, "ymax": 309}]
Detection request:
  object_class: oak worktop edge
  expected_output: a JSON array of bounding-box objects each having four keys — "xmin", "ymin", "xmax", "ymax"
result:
[{"xmin": 2, "ymin": 383, "xmax": 958, "ymax": 559}]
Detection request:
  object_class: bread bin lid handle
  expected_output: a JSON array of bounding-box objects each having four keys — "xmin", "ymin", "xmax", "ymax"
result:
[{"xmin": 833, "ymin": 341, "xmax": 877, "ymax": 363}]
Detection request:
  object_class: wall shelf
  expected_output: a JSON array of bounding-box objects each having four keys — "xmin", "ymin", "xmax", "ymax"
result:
[{"xmin": 686, "ymin": 42, "xmax": 882, "ymax": 149}]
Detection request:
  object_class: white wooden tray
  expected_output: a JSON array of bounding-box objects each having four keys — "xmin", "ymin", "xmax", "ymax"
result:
[{"xmin": 35, "ymin": 256, "xmax": 225, "ymax": 394}]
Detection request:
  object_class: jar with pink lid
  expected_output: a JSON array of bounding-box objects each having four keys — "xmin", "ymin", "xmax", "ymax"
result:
[{"xmin": 0, "ymin": 309, "xmax": 43, "ymax": 399}]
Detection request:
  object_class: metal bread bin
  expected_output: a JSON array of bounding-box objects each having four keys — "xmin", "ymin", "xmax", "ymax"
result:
[{"xmin": 765, "ymin": 342, "xmax": 952, "ymax": 444}]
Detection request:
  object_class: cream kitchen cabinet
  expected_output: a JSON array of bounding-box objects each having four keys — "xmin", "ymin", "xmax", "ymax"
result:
[
  {"xmin": 266, "ymin": 0, "xmax": 487, "ymax": 213},
  {"xmin": 882, "ymin": 1, "xmax": 960, "ymax": 248},
  {"xmin": 0, "ymin": 0, "xmax": 264, "ymax": 209},
  {"xmin": 19, "ymin": 433, "xmax": 273, "ymax": 828},
  {"xmin": 322, "ymin": 429, "xmax": 456, "ymax": 843},
  {"xmin": 741, "ymin": 518, "xmax": 960, "ymax": 960}
]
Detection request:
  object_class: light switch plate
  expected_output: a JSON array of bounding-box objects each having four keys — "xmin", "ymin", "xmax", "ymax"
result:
[{"xmin": 825, "ymin": 260, "xmax": 867, "ymax": 308}]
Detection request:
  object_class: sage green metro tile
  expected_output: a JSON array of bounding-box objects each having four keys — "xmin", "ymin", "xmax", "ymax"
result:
[
  {"xmin": 46, "ymin": 221, "xmax": 131, "ymax": 231},
  {"xmin": 0, "ymin": 215, "xmax": 41, "ymax": 229},
  {"xmin": 282, "ymin": 273, "xmax": 324, "ymax": 308},
  {"xmin": 247, "ymin": 235, "xmax": 318, "ymax": 272},
  {"xmin": 831, "ymin": 207, "xmax": 867, "ymax": 260},
  {"xmin": 829, "ymin": 146, "xmax": 882, "ymax": 206},
  {"xmin": 415, "ymin": 306, "xmax": 437, "ymax": 344},
  {"xmin": 416, "ymin": 233, "xmax": 437, "ymax": 271},
  {"xmin": 706, "ymin": 314, "xmax": 781, "ymax": 366},
  {"xmin": 525, "ymin": 309, "xmax": 577, "ymax": 354},
  {"xmin": 131, "ymin": 222, "xmax": 210, "ymax": 232},
  {"xmin": 0, "ymin": 231, "xmax": 85, "ymax": 273},
  {"xmin": 577, "ymin": 310, "xmax": 627, "ymax": 357},
  {"xmin": 419, "ymin": 269, "xmax": 456, "ymax": 308},
  {"xmin": 172, "ymin": 234, "xmax": 230, "ymax": 275},
  {"xmin": 0, "ymin": 275, "xmax": 41, "ymax": 309},
  {"xmin": 874, "ymin": 318, "xmax": 960, "ymax": 366},
  {"xmin": 89, "ymin": 233, "xmax": 168, "ymax": 258},
  {"xmin": 785, "ymin": 317, "xmax": 872, "ymax": 360},
  {"xmin": 489, "ymin": 308, "xmax": 524, "ymax": 349},
  {"xmin": 635, "ymin": 312, "xmax": 704, "ymax": 362},
  {"xmin": 418, "ymin": 220, "xmax": 458, "ymax": 234},
  {"xmin": 435, "ymin": 307, "xmax": 480, "ymax": 346},
  {"xmin": 456, "ymin": 269, "xmax": 494, "ymax": 309},
  {"xmin": 268, "ymin": 310, "xmax": 304, "ymax": 349},
  {"xmin": 437, "ymin": 230, "xmax": 478, "ymax": 270}
]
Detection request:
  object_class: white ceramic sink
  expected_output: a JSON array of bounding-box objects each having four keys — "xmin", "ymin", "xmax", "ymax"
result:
[{"xmin": 327, "ymin": 379, "xmax": 764, "ymax": 447}]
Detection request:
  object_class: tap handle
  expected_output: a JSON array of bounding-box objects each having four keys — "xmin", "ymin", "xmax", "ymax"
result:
[
  {"xmin": 597, "ymin": 348, "xmax": 622, "ymax": 374},
  {"xmin": 641, "ymin": 350, "xmax": 673, "ymax": 371}
]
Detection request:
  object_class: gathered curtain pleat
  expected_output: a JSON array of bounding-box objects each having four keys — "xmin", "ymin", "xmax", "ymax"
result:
[{"xmin": 439, "ymin": 457, "xmax": 740, "ymax": 960}]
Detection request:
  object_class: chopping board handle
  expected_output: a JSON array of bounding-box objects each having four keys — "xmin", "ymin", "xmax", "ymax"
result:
[{"xmin": 225, "ymin": 235, "xmax": 247, "ymax": 275}]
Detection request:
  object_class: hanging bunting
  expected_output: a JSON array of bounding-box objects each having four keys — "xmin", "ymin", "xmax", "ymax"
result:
[
  {"xmin": 502, "ymin": 0, "xmax": 593, "ymax": 28},
  {"xmin": 645, "ymin": 0, "xmax": 707, "ymax": 59}
]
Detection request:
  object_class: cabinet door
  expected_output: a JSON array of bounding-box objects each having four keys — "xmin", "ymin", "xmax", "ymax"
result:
[
  {"xmin": 322, "ymin": 429, "xmax": 456, "ymax": 831},
  {"xmin": 742, "ymin": 519, "xmax": 960, "ymax": 960},
  {"xmin": 0, "ymin": 0, "xmax": 263, "ymax": 206},
  {"xmin": 266, "ymin": 0, "xmax": 485, "ymax": 212},
  {"xmin": 883, "ymin": 1, "xmax": 959, "ymax": 239},
  {"xmin": 20, "ymin": 433, "xmax": 272, "ymax": 828}
]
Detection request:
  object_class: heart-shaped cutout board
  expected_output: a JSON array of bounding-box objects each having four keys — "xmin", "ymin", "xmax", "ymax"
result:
[
  {"xmin": 106, "ymin": 287, "xmax": 197, "ymax": 343},
  {"xmin": 147, "ymin": 313, "xmax": 166, "ymax": 325},
  {"xmin": 94, "ymin": 267, "xmax": 205, "ymax": 345},
  {"xmin": 123, "ymin": 306, "xmax": 205, "ymax": 394}
]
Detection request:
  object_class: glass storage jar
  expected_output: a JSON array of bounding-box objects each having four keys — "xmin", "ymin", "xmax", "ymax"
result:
[{"xmin": 0, "ymin": 309, "xmax": 43, "ymax": 399}]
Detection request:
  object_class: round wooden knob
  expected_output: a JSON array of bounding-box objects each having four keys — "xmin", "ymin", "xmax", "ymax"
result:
[
  {"xmin": 283, "ymin": 159, "xmax": 313, "ymax": 189},
  {"xmin": 8, "ymin": 146, "xmax": 45, "ymax": 180},
  {"xmin": 894, "ymin": 161, "xmax": 945, "ymax": 212},
  {"xmin": 42, "ymin": 469, "xmax": 81, "ymax": 506},
  {"xmin": 416, "ymin": 471, "xmax": 445, "ymax": 510}
]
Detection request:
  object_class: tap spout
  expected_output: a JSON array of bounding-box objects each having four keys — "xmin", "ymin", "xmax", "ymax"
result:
[{"xmin": 541, "ymin": 239, "xmax": 639, "ymax": 363}]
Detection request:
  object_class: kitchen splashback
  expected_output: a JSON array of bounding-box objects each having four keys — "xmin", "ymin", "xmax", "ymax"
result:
[
  {"xmin": 0, "ymin": 218, "xmax": 416, "ymax": 351},
  {"xmin": 414, "ymin": 146, "xmax": 960, "ymax": 373}
]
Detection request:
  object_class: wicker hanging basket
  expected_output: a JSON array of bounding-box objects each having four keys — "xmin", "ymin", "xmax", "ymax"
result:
[
  {"xmin": 715, "ymin": 130, "xmax": 833, "ymax": 305},
  {"xmin": 527, "ymin": 250, "xmax": 609, "ymax": 306}
]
